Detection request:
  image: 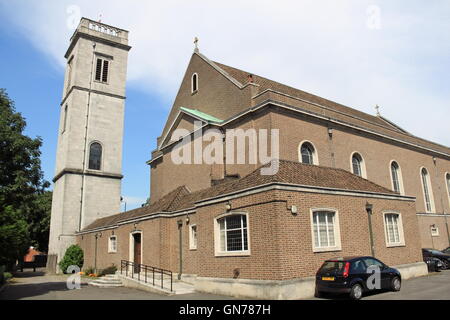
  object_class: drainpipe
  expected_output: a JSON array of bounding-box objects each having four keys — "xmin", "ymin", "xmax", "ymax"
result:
[
  {"xmin": 366, "ymin": 202, "xmax": 375, "ymax": 257},
  {"xmin": 177, "ymin": 220, "xmax": 183, "ymax": 280},
  {"xmin": 94, "ymin": 232, "xmax": 102, "ymax": 274}
]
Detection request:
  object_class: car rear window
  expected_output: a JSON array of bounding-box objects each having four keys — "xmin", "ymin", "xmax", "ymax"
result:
[{"xmin": 320, "ymin": 261, "xmax": 346, "ymax": 273}]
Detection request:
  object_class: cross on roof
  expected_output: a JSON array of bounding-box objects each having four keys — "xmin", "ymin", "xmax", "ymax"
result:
[
  {"xmin": 194, "ymin": 37, "xmax": 199, "ymax": 52},
  {"xmin": 375, "ymin": 105, "xmax": 381, "ymax": 116}
]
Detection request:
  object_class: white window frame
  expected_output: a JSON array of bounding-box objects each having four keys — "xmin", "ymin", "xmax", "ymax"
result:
[
  {"xmin": 420, "ymin": 167, "xmax": 435, "ymax": 213},
  {"xmin": 389, "ymin": 160, "xmax": 405, "ymax": 195},
  {"xmin": 298, "ymin": 140, "xmax": 319, "ymax": 165},
  {"xmin": 382, "ymin": 211, "xmax": 406, "ymax": 247},
  {"xmin": 191, "ymin": 73, "xmax": 198, "ymax": 94},
  {"xmin": 445, "ymin": 172, "xmax": 450, "ymax": 209},
  {"xmin": 189, "ymin": 224, "xmax": 198, "ymax": 250},
  {"xmin": 431, "ymin": 226, "xmax": 439, "ymax": 237},
  {"xmin": 350, "ymin": 152, "xmax": 367, "ymax": 179},
  {"xmin": 108, "ymin": 235, "xmax": 117, "ymax": 253},
  {"xmin": 309, "ymin": 208, "xmax": 342, "ymax": 253},
  {"xmin": 214, "ymin": 212, "xmax": 250, "ymax": 257}
]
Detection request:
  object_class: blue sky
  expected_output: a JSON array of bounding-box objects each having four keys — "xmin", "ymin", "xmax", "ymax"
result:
[{"xmin": 0, "ymin": 1, "xmax": 449, "ymax": 210}]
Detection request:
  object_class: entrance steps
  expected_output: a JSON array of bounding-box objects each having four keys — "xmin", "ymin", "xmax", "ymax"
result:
[
  {"xmin": 89, "ymin": 274, "xmax": 124, "ymax": 288},
  {"xmin": 117, "ymin": 271, "xmax": 196, "ymax": 295}
]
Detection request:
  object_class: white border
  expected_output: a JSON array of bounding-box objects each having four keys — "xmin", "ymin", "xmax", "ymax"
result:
[
  {"xmin": 382, "ymin": 211, "xmax": 406, "ymax": 247},
  {"xmin": 191, "ymin": 73, "xmax": 198, "ymax": 94},
  {"xmin": 445, "ymin": 172, "xmax": 450, "ymax": 209},
  {"xmin": 309, "ymin": 208, "xmax": 342, "ymax": 253},
  {"xmin": 298, "ymin": 140, "xmax": 319, "ymax": 165},
  {"xmin": 189, "ymin": 224, "xmax": 198, "ymax": 250},
  {"xmin": 214, "ymin": 212, "xmax": 250, "ymax": 257},
  {"xmin": 129, "ymin": 230, "xmax": 143, "ymax": 265},
  {"xmin": 389, "ymin": 160, "xmax": 405, "ymax": 195},
  {"xmin": 108, "ymin": 235, "xmax": 117, "ymax": 253},
  {"xmin": 419, "ymin": 167, "xmax": 436, "ymax": 213},
  {"xmin": 350, "ymin": 151, "xmax": 367, "ymax": 179}
]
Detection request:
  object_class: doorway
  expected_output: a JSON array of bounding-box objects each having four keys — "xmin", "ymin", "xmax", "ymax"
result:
[{"xmin": 132, "ymin": 232, "xmax": 142, "ymax": 273}]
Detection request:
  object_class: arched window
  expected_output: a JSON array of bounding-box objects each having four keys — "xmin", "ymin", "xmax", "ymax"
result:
[
  {"xmin": 300, "ymin": 142, "xmax": 316, "ymax": 165},
  {"xmin": 191, "ymin": 73, "xmax": 198, "ymax": 93},
  {"xmin": 351, "ymin": 153, "xmax": 364, "ymax": 177},
  {"xmin": 421, "ymin": 168, "xmax": 433, "ymax": 212},
  {"xmin": 446, "ymin": 173, "xmax": 450, "ymax": 206},
  {"xmin": 390, "ymin": 161, "xmax": 402, "ymax": 193},
  {"xmin": 88, "ymin": 142, "xmax": 102, "ymax": 170}
]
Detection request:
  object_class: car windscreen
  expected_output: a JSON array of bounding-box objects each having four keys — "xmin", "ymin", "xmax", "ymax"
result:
[{"xmin": 319, "ymin": 261, "xmax": 346, "ymax": 274}]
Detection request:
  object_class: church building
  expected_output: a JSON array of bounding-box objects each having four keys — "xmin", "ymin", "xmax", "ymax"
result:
[{"xmin": 48, "ymin": 18, "xmax": 450, "ymax": 299}]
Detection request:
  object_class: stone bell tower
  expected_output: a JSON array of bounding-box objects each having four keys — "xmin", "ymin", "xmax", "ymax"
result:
[{"xmin": 47, "ymin": 18, "xmax": 131, "ymax": 273}]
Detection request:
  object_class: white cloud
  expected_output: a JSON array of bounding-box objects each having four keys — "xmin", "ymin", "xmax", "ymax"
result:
[{"xmin": 1, "ymin": 0, "xmax": 449, "ymax": 146}]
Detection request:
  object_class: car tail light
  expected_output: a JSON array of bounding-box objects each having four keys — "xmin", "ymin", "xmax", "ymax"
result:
[{"xmin": 343, "ymin": 262, "xmax": 350, "ymax": 278}]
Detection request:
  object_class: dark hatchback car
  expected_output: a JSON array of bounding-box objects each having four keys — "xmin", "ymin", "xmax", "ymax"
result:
[
  {"xmin": 315, "ymin": 256, "xmax": 401, "ymax": 300},
  {"xmin": 422, "ymin": 248, "xmax": 450, "ymax": 269}
]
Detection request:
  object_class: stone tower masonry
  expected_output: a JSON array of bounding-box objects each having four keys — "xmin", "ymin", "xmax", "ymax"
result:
[{"xmin": 47, "ymin": 18, "xmax": 131, "ymax": 273}]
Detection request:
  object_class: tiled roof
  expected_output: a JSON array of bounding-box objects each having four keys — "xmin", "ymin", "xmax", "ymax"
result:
[
  {"xmin": 81, "ymin": 160, "xmax": 400, "ymax": 232},
  {"xmin": 212, "ymin": 60, "xmax": 450, "ymax": 156}
]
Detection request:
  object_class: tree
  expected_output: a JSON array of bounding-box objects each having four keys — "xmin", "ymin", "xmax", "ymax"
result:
[{"xmin": 0, "ymin": 88, "xmax": 50, "ymax": 267}]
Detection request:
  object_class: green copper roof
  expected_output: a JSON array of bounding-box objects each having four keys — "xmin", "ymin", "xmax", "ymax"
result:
[{"xmin": 180, "ymin": 107, "xmax": 223, "ymax": 123}]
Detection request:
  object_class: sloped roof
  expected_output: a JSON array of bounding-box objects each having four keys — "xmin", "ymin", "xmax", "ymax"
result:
[
  {"xmin": 81, "ymin": 160, "xmax": 404, "ymax": 232},
  {"xmin": 211, "ymin": 60, "xmax": 450, "ymax": 156},
  {"xmin": 180, "ymin": 107, "xmax": 223, "ymax": 123}
]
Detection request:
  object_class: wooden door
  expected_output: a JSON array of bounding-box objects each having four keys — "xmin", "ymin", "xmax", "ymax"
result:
[{"xmin": 133, "ymin": 233, "xmax": 141, "ymax": 273}]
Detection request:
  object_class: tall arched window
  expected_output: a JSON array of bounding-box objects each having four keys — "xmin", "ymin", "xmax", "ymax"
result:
[
  {"xmin": 191, "ymin": 73, "xmax": 198, "ymax": 93},
  {"xmin": 351, "ymin": 153, "xmax": 364, "ymax": 177},
  {"xmin": 421, "ymin": 168, "xmax": 433, "ymax": 212},
  {"xmin": 88, "ymin": 142, "xmax": 102, "ymax": 170},
  {"xmin": 390, "ymin": 161, "xmax": 401, "ymax": 193},
  {"xmin": 446, "ymin": 173, "xmax": 450, "ymax": 206},
  {"xmin": 300, "ymin": 142, "xmax": 316, "ymax": 165}
]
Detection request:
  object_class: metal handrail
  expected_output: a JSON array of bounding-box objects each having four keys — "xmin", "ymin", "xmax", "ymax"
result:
[{"xmin": 120, "ymin": 260, "xmax": 173, "ymax": 292}]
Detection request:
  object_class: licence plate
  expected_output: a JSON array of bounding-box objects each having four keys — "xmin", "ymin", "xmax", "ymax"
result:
[{"xmin": 322, "ymin": 277, "xmax": 335, "ymax": 281}]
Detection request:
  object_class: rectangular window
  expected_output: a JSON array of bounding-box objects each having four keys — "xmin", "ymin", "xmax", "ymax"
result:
[
  {"xmin": 216, "ymin": 214, "xmax": 249, "ymax": 255},
  {"xmin": 95, "ymin": 58, "xmax": 110, "ymax": 83},
  {"xmin": 313, "ymin": 211, "xmax": 336, "ymax": 248},
  {"xmin": 189, "ymin": 225, "xmax": 197, "ymax": 250},
  {"xmin": 384, "ymin": 213, "xmax": 405, "ymax": 247},
  {"xmin": 108, "ymin": 236, "xmax": 117, "ymax": 253}
]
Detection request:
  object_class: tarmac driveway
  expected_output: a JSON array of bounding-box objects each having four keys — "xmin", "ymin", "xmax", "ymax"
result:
[{"xmin": 312, "ymin": 270, "xmax": 450, "ymax": 300}]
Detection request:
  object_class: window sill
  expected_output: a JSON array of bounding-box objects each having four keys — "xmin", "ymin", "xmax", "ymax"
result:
[
  {"xmin": 189, "ymin": 247, "xmax": 197, "ymax": 251},
  {"xmin": 215, "ymin": 251, "xmax": 250, "ymax": 257},
  {"xmin": 191, "ymin": 90, "xmax": 198, "ymax": 96},
  {"xmin": 386, "ymin": 243, "xmax": 406, "ymax": 248},
  {"xmin": 313, "ymin": 246, "xmax": 342, "ymax": 253},
  {"xmin": 108, "ymin": 251, "xmax": 117, "ymax": 254}
]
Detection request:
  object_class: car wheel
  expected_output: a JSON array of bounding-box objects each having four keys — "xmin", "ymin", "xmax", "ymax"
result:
[
  {"xmin": 391, "ymin": 277, "xmax": 401, "ymax": 292},
  {"xmin": 443, "ymin": 260, "xmax": 450, "ymax": 270},
  {"xmin": 314, "ymin": 287, "xmax": 323, "ymax": 298},
  {"xmin": 349, "ymin": 283, "xmax": 363, "ymax": 300}
]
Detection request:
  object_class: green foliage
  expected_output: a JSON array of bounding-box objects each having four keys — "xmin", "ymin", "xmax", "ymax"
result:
[
  {"xmin": 0, "ymin": 88, "xmax": 50, "ymax": 267},
  {"xmin": 3, "ymin": 272, "xmax": 12, "ymax": 281},
  {"xmin": 84, "ymin": 266, "xmax": 95, "ymax": 275},
  {"xmin": 98, "ymin": 264, "xmax": 117, "ymax": 276},
  {"xmin": 58, "ymin": 245, "xmax": 84, "ymax": 274}
]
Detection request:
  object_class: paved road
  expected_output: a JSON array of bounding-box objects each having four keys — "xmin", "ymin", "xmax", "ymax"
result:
[
  {"xmin": 2, "ymin": 269, "xmax": 449, "ymax": 300},
  {"xmin": 0, "ymin": 270, "xmax": 233, "ymax": 300},
  {"xmin": 312, "ymin": 270, "xmax": 450, "ymax": 300}
]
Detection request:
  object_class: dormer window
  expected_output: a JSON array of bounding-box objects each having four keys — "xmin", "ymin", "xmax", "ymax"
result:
[{"xmin": 191, "ymin": 73, "xmax": 198, "ymax": 93}]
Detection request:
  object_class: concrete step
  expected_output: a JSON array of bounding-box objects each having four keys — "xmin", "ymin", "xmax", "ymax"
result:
[
  {"xmin": 89, "ymin": 281, "xmax": 124, "ymax": 288},
  {"xmin": 117, "ymin": 271, "xmax": 196, "ymax": 295},
  {"xmin": 92, "ymin": 279, "xmax": 122, "ymax": 284}
]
